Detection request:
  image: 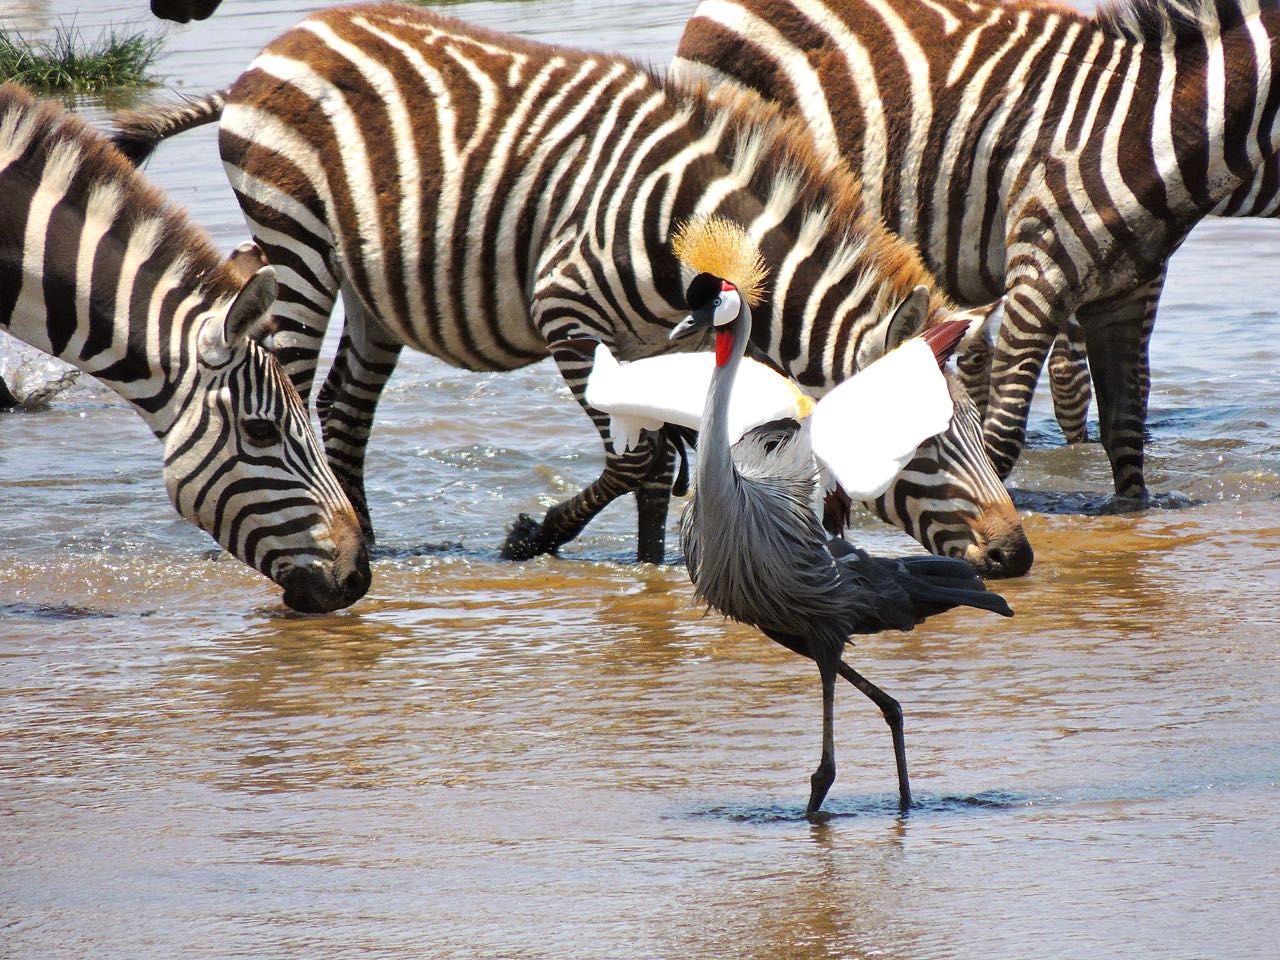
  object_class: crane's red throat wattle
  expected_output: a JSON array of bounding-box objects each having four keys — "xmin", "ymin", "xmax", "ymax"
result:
[{"xmin": 715, "ymin": 329, "xmax": 734, "ymax": 366}]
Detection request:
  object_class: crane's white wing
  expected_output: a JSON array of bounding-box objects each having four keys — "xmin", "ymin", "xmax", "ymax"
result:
[
  {"xmin": 807, "ymin": 337, "xmax": 954, "ymax": 500},
  {"xmin": 584, "ymin": 346, "xmax": 708, "ymax": 451},
  {"xmin": 583, "ymin": 344, "xmax": 809, "ymax": 450}
]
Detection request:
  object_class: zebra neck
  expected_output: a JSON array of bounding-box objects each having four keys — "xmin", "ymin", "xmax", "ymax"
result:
[{"xmin": 1, "ymin": 254, "xmax": 210, "ymax": 437}]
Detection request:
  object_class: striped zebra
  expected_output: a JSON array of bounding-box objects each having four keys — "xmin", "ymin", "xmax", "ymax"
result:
[
  {"xmin": 151, "ymin": 0, "xmax": 221, "ymax": 23},
  {"xmin": 674, "ymin": 0, "xmax": 1280, "ymax": 499},
  {"xmin": 112, "ymin": 2, "xmax": 1032, "ymax": 577},
  {"xmin": 0, "ymin": 83, "xmax": 369, "ymax": 613}
]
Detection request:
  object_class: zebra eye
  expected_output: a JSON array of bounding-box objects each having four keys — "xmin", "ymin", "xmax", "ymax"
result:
[{"xmin": 242, "ymin": 417, "xmax": 281, "ymax": 448}]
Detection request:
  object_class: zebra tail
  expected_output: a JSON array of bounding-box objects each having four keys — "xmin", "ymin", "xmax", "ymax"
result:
[{"xmin": 110, "ymin": 90, "xmax": 228, "ymax": 166}]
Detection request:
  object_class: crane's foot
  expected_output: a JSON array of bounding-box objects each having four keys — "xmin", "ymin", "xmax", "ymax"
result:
[{"xmin": 806, "ymin": 761, "xmax": 835, "ymax": 817}]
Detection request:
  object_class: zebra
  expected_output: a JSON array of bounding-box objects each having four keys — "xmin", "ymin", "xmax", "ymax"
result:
[
  {"xmin": 0, "ymin": 82, "xmax": 369, "ymax": 613},
  {"xmin": 673, "ymin": 0, "xmax": 1280, "ymax": 499},
  {"xmin": 111, "ymin": 2, "xmax": 1032, "ymax": 577},
  {"xmin": 150, "ymin": 0, "xmax": 222, "ymax": 23}
]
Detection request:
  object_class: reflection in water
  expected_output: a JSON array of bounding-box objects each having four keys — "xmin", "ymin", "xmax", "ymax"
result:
[{"xmin": 2, "ymin": 0, "xmax": 1279, "ymax": 957}]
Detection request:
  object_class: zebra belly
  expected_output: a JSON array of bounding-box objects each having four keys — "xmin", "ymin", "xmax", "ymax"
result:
[{"xmin": 345, "ymin": 267, "xmax": 548, "ymax": 374}]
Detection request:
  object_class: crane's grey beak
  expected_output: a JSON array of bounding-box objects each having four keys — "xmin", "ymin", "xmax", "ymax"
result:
[{"xmin": 669, "ymin": 313, "xmax": 707, "ymax": 341}]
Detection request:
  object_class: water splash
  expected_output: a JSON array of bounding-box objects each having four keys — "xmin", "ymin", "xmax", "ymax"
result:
[{"xmin": 0, "ymin": 336, "xmax": 80, "ymax": 411}]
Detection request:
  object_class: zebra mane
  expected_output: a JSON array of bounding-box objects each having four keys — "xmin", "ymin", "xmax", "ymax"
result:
[
  {"xmin": 0, "ymin": 83, "xmax": 241, "ymax": 294},
  {"xmin": 667, "ymin": 75, "xmax": 955, "ymax": 327},
  {"xmin": 1097, "ymin": 0, "xmax": 1276, "ymax": 42}
]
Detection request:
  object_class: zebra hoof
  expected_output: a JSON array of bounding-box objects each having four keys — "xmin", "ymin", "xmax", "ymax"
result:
[{"xmin": 500, "ymin": 513, "xmax": 552, "ymax": 561}]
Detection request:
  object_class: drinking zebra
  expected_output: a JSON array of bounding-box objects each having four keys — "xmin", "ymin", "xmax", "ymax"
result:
[
  {"xmin": 112, "ymin": 3, "xmax": 1031, "ymax": 576},
  {"xmin": 674, "ymin": 0, "xmax": 1280, "ymax": 498},
  {"xmin": 0, "ymin": 83, "xmax": 369, "ymax": 613}
]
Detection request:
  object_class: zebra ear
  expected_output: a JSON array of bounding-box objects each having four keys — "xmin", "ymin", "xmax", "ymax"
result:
[
  {"xmin": 883, "ymin": 285, "xmax": 931, "ymax": 353},
  {"xmin": 224, "ymin": 265, "xmax": 278, "ymax": 344},
  {"xmin": 198, "ymin": 265, "xmax": 278, "ymax": 368},
  {"xmin": 227, "ymin": 241, "xmax": 270, "ymax": 277}
]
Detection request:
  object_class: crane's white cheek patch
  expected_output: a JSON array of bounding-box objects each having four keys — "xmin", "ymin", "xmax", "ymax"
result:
[{"xmin": 713, "ymin": 287, "xmax": 741, "ymax": 326}]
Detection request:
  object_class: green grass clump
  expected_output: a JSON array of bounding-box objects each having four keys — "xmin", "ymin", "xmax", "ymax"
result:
[{"xmin": 0, "ymin": 25, "xmax": 162, "ymax": 95}]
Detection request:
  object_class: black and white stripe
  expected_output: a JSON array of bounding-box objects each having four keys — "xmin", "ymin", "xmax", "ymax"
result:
[{"xmin": 0, "ymin": 83, "xmax": 368, "ymax": 612}]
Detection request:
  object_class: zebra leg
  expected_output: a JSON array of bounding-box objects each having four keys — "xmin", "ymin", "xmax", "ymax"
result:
[
  {"xmin": 0, "ymin": 373, "xmax": 17, "ymax": 410},
  {"xmin": 1046, "ymin": 317, "xmax": 1091, "ymax": 444},
  {"xmin": 983, "ymin": 284, "xmax": 1066, "ymax": 480},
  {"xmin": 634, "ymin": 439, "xmax": 678, "ymax": 564},
  {"xmin": 314, "ymin": 286, "xmax": 404, "ymax": 541},
  {"xmin": 500, "ymin": 432, "xmax": 669, "ymax": 560},
  {"xmin": 1075, "ymin": 276, "xmax": 1163, "ymax": 501},
  {"xmin": 501, "ymin": 345, "xmax": 669, "ymax": 561}
]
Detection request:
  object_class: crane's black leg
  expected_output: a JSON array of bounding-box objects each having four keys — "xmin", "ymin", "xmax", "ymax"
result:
[
  {"xmin": 807, "ymin": 656, "xmax": 838, "ymax": 817},
  {"xmin": 837, "ymin": 660, "xmax": 912, "ymax": 811}
]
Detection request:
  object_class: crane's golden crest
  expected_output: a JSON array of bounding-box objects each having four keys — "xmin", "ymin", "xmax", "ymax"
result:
[{"xmin": 671, "ymin": 216, "xmax": 769, "ymax": 306}]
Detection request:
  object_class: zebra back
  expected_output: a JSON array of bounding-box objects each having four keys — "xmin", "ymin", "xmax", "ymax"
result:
[{"xmin": 0, "ymin": 83, "xmax": 368, "ymax": 612}]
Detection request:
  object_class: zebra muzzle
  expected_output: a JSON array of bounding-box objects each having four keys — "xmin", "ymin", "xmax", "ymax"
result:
[{"xmin": 278, "ymin": 544, "xmax": 371, "ymax": 613}]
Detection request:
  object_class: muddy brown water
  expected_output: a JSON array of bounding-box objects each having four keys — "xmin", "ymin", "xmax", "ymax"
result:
[{"xmin": 2, "ymin": 2, "xmax": 1279, "ymax": 958}]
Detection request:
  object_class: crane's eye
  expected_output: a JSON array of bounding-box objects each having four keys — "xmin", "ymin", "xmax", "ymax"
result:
[
  {"xmin": 242, "ymin": 417, "xmax": 281, "ymax": 448},
  {"xmin": 713, "ymin": 297, "xmax": 722, "ymax": 306}
]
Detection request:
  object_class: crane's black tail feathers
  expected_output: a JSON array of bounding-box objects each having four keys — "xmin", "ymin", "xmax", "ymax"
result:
[{"xmin": 894, "ymin": 554, "xmax": 1014, "ymax": 619}]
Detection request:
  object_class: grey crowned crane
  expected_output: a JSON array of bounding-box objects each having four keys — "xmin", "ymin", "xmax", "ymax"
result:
[{"xmin": 588, "ymin": 217, "xmax": 1014, "ymax": 815}]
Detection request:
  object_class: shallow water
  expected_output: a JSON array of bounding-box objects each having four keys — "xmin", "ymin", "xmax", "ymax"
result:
[{"xmin": 2, "ymin": 2, "xmax": 1279, "ymax": 958}]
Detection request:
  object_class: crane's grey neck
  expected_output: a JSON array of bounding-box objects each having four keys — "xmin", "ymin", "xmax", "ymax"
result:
[{"xmin": 698, "ymin": 304, "xmax": 753, "ymax": 487}]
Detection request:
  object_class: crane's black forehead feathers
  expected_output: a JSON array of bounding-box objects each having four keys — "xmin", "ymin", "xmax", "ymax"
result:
[{"xmin": 685, "ymin": 272, "xmax": 723, "ymax": 311}]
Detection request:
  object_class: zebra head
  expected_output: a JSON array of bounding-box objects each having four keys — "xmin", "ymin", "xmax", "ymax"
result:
[
  {"xmin": 856, "ymin": 296, "xmax": 1030, "ymax": 579},
  {"xmin": 954, "ymin": 301, "xmax": 1000, "ymax": 421},
  {"xmin": 863, "ymin": 370, "xmax": 1031, "ymax": 578},
  {"xmin": 162, "ymin": 250, "xmax": 370, "ymax": 612}
]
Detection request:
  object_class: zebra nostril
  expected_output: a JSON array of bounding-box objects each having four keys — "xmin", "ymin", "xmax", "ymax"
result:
[
  {"xmin": 344, "ymin": 564, "xmax": 370, "ymax": 600},
  {"xmin": 979, "ymin": 534, "xmax": 1034, "ymax": 579}
]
